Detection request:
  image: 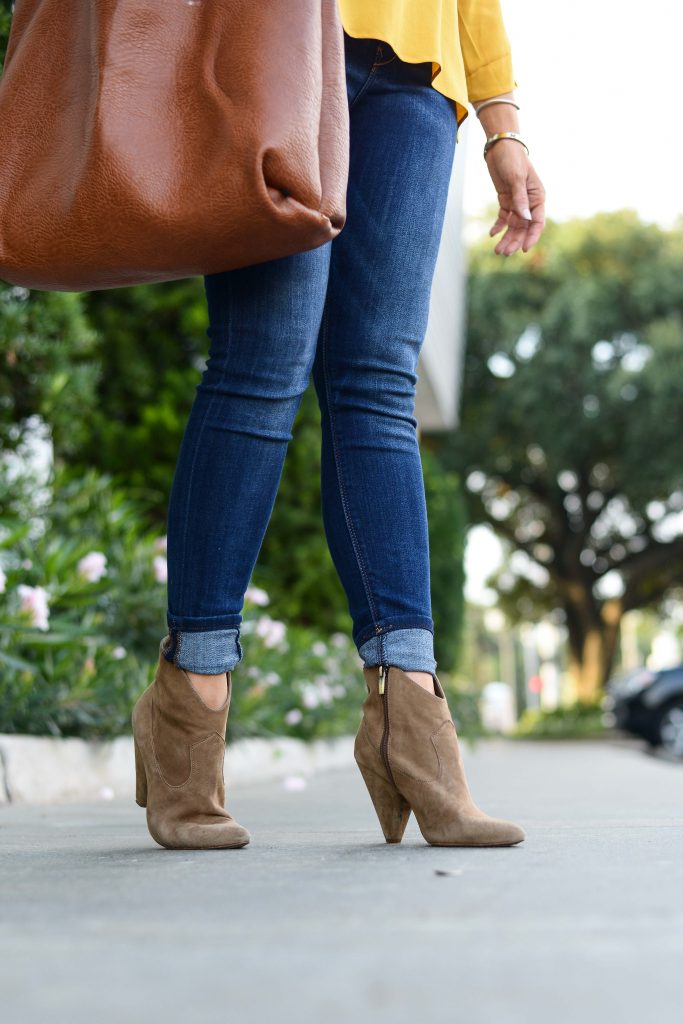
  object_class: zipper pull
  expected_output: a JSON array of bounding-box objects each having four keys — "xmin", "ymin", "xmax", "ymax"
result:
[{"xmin": 378, "ymin": 663, "xmax": 386, "ymax": 695}]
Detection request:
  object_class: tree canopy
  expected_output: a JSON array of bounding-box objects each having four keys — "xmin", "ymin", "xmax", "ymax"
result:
[{"xmin": 436, "ymin": 210, "xmax": 683, "ymax": 697}]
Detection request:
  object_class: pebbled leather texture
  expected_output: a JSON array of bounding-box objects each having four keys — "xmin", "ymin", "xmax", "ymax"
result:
[{"xmin": 0, "ymin": 0, "xmax": 350, "ymax": 292}]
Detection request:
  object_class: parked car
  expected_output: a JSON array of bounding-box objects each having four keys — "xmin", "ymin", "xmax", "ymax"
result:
[{"xmin": 603, "ymin": 665, "xmax": 683, "ymax": 757}]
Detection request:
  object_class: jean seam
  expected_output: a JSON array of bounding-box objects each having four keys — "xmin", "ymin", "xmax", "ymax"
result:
[
  {"xmin": 356, "ymin": 619, "xmax": 434, "ymax": 650},
  {"xmin": 349, "ymin": 48, "xmax": 380, "ymax": 111},
  {"xmin": 172, "ymin": 278, "xmax": 233, "ymax": 619},
  {"xmin": 320, "ymin": 291, "xmax": 382, "ymax": 639},
  {"xmin": 372, "ymin": 43, "xmax": 398, "ymax": 68}
]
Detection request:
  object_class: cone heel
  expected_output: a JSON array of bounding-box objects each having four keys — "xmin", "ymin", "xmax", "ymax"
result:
[
  {"xmin": 134, "ymin": 739, "xmax": 148, "ymax": 808},
  {"xmin": 355, "ymin": 664, "xmax": 526, "ymax": 848},
  {"xmin": 357, "ymin": 763, "xmax": 411, "ymax": 843}
]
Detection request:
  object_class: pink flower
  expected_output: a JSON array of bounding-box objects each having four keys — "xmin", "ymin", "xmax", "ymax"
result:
[
  {"xmin": 254, "ymin": 615, "xmax": 286, "ymax": 648},
  {"xmin": 17, "ymin": 584, "xmax": 50, "ymax": 630},
  {"xmin": 245, "ymin": 585, "xmax": 270, "ymax": 606},
  {"xmin": 112, "ymin": 645, "xmax": 127, "ymax": 660},
  {"xmin": 77, "ymin": 551, "xmax": 107, "ymax": 583},
  {"xmin": 312, "ymin": 640, "xmax": 327, "ymax": 657},
  {"xmin": 154, "ymin": 536, "xmax": 167, "ymax": 553},
  {"xmin": 153, "ymin": 555, "xmax": 168, "ymax": 584},
  {"xmin": 284, "ymin": 708, "xmax": 303, "ymax": 726}
]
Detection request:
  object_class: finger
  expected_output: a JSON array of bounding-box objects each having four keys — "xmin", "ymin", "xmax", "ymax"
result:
[
  {"xmin": 489, "ymin": 207, "xmax": 510, "ymax": 236},
  {"xmin": 522, "ymin": 218, "xmax": 545, "ymax": 252},
  {"xmin": 512, "ymin": 183, "xmax": 533, "ymax": 224},
  {"xmin": 521, "ymin": 202, "xmax": 546, "ymax": 252},
  {"xmin": 495, "ymin": 217, "xmax": 528, "ymax": 255}
]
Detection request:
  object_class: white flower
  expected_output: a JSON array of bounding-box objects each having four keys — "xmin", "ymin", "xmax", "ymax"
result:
[
  {"xmin": 254, "ymin": 615, "xmax": 286, "ymax": 648},
  {"xmin": 301, "ymin": 685, "xmax": 320, "ymax": 709},
  {"xmin": 112, "ymin": 645, "xmax": 127, "ymax": 660},
  {"xmin": 153, "ymin": 555, "xmax": 168, "ymax": 584},
  {"xmin": 331, "ymin": 632, "xmax": 349, "ymax": 648},
  {"xmin": 245, "ymin": 585, "xmax": 270, "ymax": 606},
  {"xmin": 282, "ymin": 775, "xmax": 307, "ymax": 792},
  {"xmin": 311, "ymin": 640, "xmax": 327, "ymax": 657},
  {"xmin": 18, "ymin": 584, "xmax": 50, "ymax": 630},
  {"xmin": 332, "ymin": 684, "xmax": 347, "ymax": 699},
  {"xmin": 263, "ymin": 671, "xmax": 281, "ymax": 687},
  {"xmin": 154, "ymin": 535, "xmax": 167, "ymax": 553},
  {"xmin": 77, "ymin": 551, "xmax": 107, "ymax": 583},
  {"xmin": 316, "ymin": 681, "xmax": 334, "ymax": 705},
  {"xmin": 285, "ymin": 708, "xmax": 303, "ymax": 726},
  {"xmin": 0, "ymin": 566, "xmax": 6, "ymax": 594}
]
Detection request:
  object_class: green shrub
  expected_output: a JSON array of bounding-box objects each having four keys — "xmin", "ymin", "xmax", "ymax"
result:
[
  {"xmin": 0, "ymin": 460, "xmax": 367, "ymax": 738},
  {"xmin": 514, "ymin": 702, "xmax": 606, "ymax": 740},
  {"xmin": 421, "ymin": 445, "xmax": 466, "ymax": 673}
]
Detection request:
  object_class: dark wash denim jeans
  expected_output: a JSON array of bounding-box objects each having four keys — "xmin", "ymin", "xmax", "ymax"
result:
[{"xmin": 163, "ymin": 32, "xmax": 458, "ymax": 676}]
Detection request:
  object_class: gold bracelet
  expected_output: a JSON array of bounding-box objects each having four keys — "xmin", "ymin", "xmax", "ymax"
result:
[{"xmin": 483, "ymin": 131, "xmax": 530, "ymax": 159}]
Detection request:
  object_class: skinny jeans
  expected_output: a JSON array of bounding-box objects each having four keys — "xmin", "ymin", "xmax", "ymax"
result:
[{"xmin": 163, "ymin": 32, "xmax": 458, "ymax": 676}]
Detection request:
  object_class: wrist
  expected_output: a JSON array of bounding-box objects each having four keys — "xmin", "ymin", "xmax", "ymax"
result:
[{"xmin": 473, "ymin": 92, "xmax": 520, "ymax": 136}]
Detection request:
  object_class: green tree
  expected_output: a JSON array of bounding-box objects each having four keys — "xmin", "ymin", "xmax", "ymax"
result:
[{"xmin": 436, "ymin": 210, "xmax": 683, "ymax": 700}]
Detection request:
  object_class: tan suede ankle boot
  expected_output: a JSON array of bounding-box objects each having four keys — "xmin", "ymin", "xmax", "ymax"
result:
[
  {"xmin": 354, "ymin": 664, "xmax": 525, "ymax": 847},
  {"xmin": 131, "ymin": 636, "xmax": 250, "ymax": 850}
]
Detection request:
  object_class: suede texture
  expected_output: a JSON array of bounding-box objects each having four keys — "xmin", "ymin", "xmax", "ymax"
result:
[
  {"xmin": 131, "ymin": 636, "xmax": 250, "ymax": 850},
  {"xmin": 355, "ymin": 665, "xmax": 525, "ymax": 847}
]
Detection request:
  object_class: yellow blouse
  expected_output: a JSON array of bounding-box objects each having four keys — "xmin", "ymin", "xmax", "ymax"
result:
[{"xmin": 338, "ymin": 0, "xmax": 517, "ymax": 130}]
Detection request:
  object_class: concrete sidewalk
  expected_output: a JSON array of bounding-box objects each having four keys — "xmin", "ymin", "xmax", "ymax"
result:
[{"xmin": 1, "ymin": 737, "xmax": 682, "ymax": 1023}]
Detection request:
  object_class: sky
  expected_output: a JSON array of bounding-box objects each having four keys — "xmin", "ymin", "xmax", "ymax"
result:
[
  {"xmin": 458, "ymin": 0, "xmax": 683, "ymax": 602},
  {"xmin": 460, "ymin": 0, "xmax": 682, "ymax": 231}
]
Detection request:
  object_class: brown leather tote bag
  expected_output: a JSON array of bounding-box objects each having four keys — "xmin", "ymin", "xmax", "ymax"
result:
[{"xmin": 0, "ymin": 0, "xmax": 349, "ymax": 292}]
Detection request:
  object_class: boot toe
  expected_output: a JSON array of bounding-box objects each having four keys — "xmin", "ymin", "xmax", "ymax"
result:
[
  {"xmin": 149, "ymin": 816, "xmax": 250, "ymax": 850},
  {"xmin": 496, "ymin": 819, "xmax": 525, "ymax": 845},
  {"xmin": 475, "ymin": 815, "xmax": 525, "ymax": 846}
]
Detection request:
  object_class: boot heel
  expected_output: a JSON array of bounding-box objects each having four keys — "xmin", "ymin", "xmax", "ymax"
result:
[
  {"xmin": 134, "ymin": 739, "xmax": 148, "ymax": 808},
  {"xmin": 357, "ymin": 763, "xmax": 411, "ymax": 844}
]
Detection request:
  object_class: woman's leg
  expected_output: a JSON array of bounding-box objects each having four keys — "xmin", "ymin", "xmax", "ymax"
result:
[
  {"xmin": 164, "ymin": 243, "xmax": 331, "ymax": 698},
  {"xmin": 312, "ymin": 36, "xmax": 458, "ymax": 685}
]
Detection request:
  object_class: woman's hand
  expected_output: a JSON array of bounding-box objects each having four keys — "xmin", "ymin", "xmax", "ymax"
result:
[{"xmin": 484, "ymin": 140, "xmax": 546, "ymax": 256}]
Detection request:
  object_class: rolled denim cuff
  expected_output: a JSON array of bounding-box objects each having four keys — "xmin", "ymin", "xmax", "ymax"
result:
[
  {"xmin": 161, "ymin": 628, "xmax": 242, "ymax": 674},
  {"xmin": 358, "ymin": 627, "xmax": 437, "ymax": 676}
]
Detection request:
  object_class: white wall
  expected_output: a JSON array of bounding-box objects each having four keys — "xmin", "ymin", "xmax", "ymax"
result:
[{"xmin": 415, "ymin": 125, "xmax": 468, "ymax": 432}]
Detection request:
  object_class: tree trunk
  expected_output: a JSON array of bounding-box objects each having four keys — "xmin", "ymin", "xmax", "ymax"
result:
[{"xmin": 564, "ymin": 598, "xmax": 621, "ymax": 702}]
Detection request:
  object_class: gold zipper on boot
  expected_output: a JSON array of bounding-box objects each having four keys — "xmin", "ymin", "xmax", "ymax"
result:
[{"xmin": 378, "ymin": 663, "xmax": 396, "ymax": 787}]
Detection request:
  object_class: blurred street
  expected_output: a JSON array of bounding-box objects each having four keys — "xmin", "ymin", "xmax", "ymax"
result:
[{"xmin": 1, "ymin": 736, "xmax": 682, "ymax": 1023}]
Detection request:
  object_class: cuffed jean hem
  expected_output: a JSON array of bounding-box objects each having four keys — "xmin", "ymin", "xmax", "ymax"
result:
[
  {"xmin": 161, "ymin": 627, "xmax": 243, "ymax": 674},
  {"xmin": 358, "ymin": 627, "xmax": 437, "ymax": 676}
]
